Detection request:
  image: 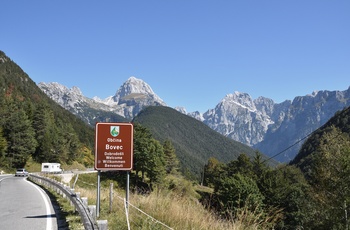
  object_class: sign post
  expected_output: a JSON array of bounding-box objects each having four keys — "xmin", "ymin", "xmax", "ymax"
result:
[
  {"xmin": 95, "ymin": 122, "xmax": 133, "ymax": 215},
  {"xmin": 96, "ymin": 170, "xmax": 101, "ymax": 217}
]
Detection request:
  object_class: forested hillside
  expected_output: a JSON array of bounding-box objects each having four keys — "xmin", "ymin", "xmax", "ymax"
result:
[
  {"xmin": 291, "ymin": 106, "xmax": 350, "ymax": 167},
  {"xmin": 0, "ymin": 51, "xmax": 95, "ymax": 169},
  {"xmin": 289, "ymin": 106, "xmax": 350, "ymax": 228},
  {"xmin": 133, "ymin": 106, "xmax": 263, "ymax": 177}
]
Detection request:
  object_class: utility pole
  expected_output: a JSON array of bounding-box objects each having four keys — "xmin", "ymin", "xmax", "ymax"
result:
[{"xmin": 345, "ymin": 200, "xmax": 348, "ymax": 230}]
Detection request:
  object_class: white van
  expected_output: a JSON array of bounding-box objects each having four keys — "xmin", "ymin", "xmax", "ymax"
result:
[{"xmin": 41, "ymin": 163, "xmax": 63, "ymax": 174}]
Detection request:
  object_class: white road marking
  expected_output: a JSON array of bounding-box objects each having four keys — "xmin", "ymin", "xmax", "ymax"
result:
[{"xmin": 25, "ymin": 179, "xmax": 53, "ymax": 230}]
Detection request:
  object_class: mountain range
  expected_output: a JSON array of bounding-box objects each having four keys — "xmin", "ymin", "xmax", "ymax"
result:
[
  {"xmin": 38, "ymin": 77, "xmax": 350, "ymax": 162},
  {"xmin": 0, "ymin": 50, "xmax": 260, "ymax": 176}
]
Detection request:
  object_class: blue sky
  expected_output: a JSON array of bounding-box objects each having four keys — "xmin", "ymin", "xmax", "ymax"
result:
[{"xmin": 1, "ymin": 1, "xmax": 349, "ymax": 112}]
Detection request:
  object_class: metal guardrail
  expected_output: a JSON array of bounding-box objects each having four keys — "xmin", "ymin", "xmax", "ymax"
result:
[{"xmin": 29, "ymin": 173, "xmax": 99, "ymax": 230}]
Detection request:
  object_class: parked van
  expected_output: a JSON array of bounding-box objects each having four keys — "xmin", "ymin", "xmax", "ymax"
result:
[{"xmin": 41, "ymin": 163, "xmax": 63, "ymax": 174}]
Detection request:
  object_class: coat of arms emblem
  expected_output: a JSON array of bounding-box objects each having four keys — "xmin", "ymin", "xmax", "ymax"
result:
[{"xmin": 110, "ymin": 126, "xmax": 120, "ymax": 137}]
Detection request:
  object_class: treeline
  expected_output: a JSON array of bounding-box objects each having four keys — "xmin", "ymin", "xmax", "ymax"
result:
[
  {"xmin": 0, "ymin": 99, "xmax": 93, "ymax": 168},
  {"xmin": 202, "ymin": 106, "xmax": 350, "ymax": 229},
  {"xmin": 292, "ymin": 106, "xmax": 350, "ymax": 228},
  {"xmin": 0, "ymin": 51, "xmax": 95, "ymax": 169},
  {"xmin": 202, "ymin": 153, "xmax": 310, "ymax": 229}
]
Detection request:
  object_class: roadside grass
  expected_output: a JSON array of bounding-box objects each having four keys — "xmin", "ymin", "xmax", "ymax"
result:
[
  {"xmin": 56, "ymin": 196, "xmax": 84, "ymax": 230},
  {"xmin": 71, "ymin": 173, "xmax": 279, "ymax": 229},
  {"xmin": 61, "ymin": 161, "xmax": 87, "ymax": 172},
  {"xmin": 24, "ymin": 156, "xmax": 41, "ymax": 172},
  {"xmin": 33, "ymin": 171, "xmax": 280, "ymax": 229},
  {"xmin": 52, "ymin": 192, "xmax": 84, "ymax": 230}
]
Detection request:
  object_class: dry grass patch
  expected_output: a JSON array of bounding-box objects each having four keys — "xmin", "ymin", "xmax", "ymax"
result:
[
  {"xmin": 71, "ymin": 174, "xmax": 280, "ymax": 229},
  {"xmin": 74, "ymin": 185, "xmax": 269, "ymax": 230}
]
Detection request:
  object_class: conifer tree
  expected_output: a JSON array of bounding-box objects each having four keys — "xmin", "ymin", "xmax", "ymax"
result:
[
  {"xmin": 214, "ymin": 173, "xmax": 264, "ymax": 215},
  {"xmin": 2, "ymin": 102, "xmax": 37, "ymax": 168},
  {"xmin": 146, "ymin": 138, "xmax": 166, "ymax": 185},
  {"xmin": 203, "ymin": 157, "xmax": 225, "ymax": 187},
  {"xmin": 133, "ymin": 123, "xmax": 154, "ymax": 182},
  {"xmin": 32, "ymin": 104, "xmax": 56, "ymax": 162},
  {"xmin": 133, "ymin": 123, "xmax": 166, "ymax": 186},
  {"xmin": 226, "ymin": 153, "xmax": 254, "ymax": 178},
  {"xmin": 163, "ymin": 139, "xmax": 179, "ymax": 174},
  {"xmin": 0, "ymin": 127, "xmax": 8, "ymax": 167}
]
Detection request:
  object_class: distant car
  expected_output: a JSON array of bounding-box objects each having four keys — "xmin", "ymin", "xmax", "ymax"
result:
[{"xmin": 15, "ymin": 168, "xmax": 29, "ymax": 177}]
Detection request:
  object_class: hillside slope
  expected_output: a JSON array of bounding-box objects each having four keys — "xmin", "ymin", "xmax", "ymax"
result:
[
  {"xmin": 133, "ymin": 106, "xmax": 268, "ymax": 177},
  {"xmin": 289, "ymin": 106, "xmax": 350, "ymax": 227},
  {"xmin": 0, "ymin": 51, "xmax": 95, "ymax": 168},
  {"xmin": 291, "ymin": 106, "xmax": 350, "ymax": 170}
]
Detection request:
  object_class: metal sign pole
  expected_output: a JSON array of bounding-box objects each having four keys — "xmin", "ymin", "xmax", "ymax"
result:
[
  {"xmin": 126, "ymin": 171, "xmax": 130, "ymax": 213},
  {"xmin": 97, "ymin": 170, "xmax": 101, "ymax": 217}
]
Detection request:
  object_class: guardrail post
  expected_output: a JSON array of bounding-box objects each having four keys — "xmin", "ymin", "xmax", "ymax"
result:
[
  {"xmin": 109, "ymin": 182, "xmax": 113, "ymax": 213},
  {"xmin": 97, "ymin": 220, "xmax": 108, "ymax": 230},
  {"xmin": 89, "ymin": 205, "xmax": 96, "ymax": 221},
  {"xmin": 81, "ymin": 197, "xmax": 88, "ymax": 207}
]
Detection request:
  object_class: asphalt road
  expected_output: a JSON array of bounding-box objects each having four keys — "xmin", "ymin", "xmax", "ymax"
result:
[{"xmin": 0, "ymin": 175, "xmax": 58, "ymax": 230}]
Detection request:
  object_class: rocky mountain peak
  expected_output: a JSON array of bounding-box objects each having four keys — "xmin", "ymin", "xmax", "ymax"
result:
[
  {"xmin": 203, "ymin": 91, "xmax": 274, "ymax": 146},
  {"xmin": 222, "ymin": 92, "xmax": 256, "ymax": 112},
  {"xmin": 96, "ymin": 76, "xmax": 167, "ymax": 119},
  {"xmin": 112, "ymin": 76, "xmax": 165, "ymax": 105},
  {"xmin": 254, "ymin": 96, "xmax": 275, "ymax": 117},
  {"xmin": 38, "ymin": 82, "xmax": 83, "ymax": 104}
]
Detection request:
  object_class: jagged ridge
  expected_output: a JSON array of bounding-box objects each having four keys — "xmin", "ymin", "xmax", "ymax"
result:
[{"xmin": 38, "ymin": 77, "xmax": 350, "ymax": 162}]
